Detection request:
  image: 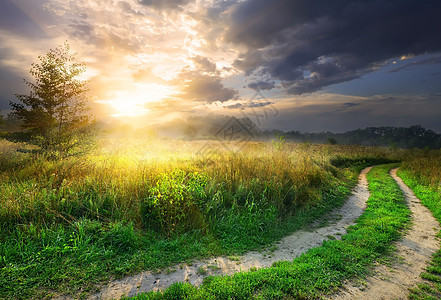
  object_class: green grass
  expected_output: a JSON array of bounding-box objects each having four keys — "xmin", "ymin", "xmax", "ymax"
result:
[
  {"xmin": 397, "ymin": 167, "xmax": 441, "ymax": 299},
  {"xmin": 0, "ymin": 178, "xmax": 353, "ymax": 299},
  {"xmin": 125, "ymin": 164, "xmax": 411, "ymax": 299},
  {"xmin": 0, "ymin": 139, "xmax": 400, "ymax": 299}
]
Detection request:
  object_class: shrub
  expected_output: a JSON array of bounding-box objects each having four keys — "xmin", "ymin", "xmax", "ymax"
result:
[{"xmin": 143, "ymin": 170, "xmax": 209, "ymax": 235}]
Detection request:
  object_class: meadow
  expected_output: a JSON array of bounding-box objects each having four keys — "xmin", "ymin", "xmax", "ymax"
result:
[{"xmin": 0, "ymin": 138, "xmax": 412, "ymax": 299}]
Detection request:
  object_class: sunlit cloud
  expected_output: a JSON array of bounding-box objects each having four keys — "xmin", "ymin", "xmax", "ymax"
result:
[
  {"xmin": 96, "ymin": 83, "xmax": 179, "ymax": 118},
  {"xmin": 1, "ymin": 0, "xmax": 441, "ymax": 131}
]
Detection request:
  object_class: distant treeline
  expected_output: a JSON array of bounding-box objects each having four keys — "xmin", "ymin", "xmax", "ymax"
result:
[
  {"xmin": 142, "ymin": 115, "xmax": 441, "ymax": 149},
  {"xmin": 2, "ymin": 113, "xmax": 440, "ymax": 149},
  {"xmin": 260, "ymin": 125, "xmax": 441, "ymax": 149}
]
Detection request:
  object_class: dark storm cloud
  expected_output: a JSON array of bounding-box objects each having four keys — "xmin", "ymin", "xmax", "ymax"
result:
[
  {"xmin": 226, "ymin": 0, "xmax": 441, "ymax": 94},
  {"xmin": 234, "ymin": 50, "xmax": 266, "ymax": 76},
  {"xmin": 225, "ymin": 101, "xmax": 274, "ymax": 110},
  {"xmin": 247, "ymin": 101, "xmax": 273, "ymax": 108},
  {"xmin": 138, "ymin": 0, "xmax": 193, "ymax": 12},
  {"xmin": 342, "ymin": 102, "xmax": 359, "ymax": 108},
  {"xmin": 180, "ymin": 74, "xmax": 238, "ymax": 103},
  {"xmin": 247, "ymin": 80, "xmax": 275, "ymax": 91},
  {"xmin": 333, "ymin": 102, "xmax": 360, "ymax": 113},
  {"xmin": 175, "ymin": 54, "xmax": 238, "ymax": 103}
]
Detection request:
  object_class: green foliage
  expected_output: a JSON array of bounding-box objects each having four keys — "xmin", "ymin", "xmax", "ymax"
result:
[
  {"xmin": 129, "ymin": 164, "xmax": 411, "ymax": 300},
  {"xmin": 329, "ymin": 155, "xmax": 397, "ymax": 169},
  {"xmin": 9, "ymin": 42, "xmax": 93, "ymax": 152},
  {"xmin": 271, "ymin": 133, "xmax": 285, "ymax": 151},
  {"xmin": 144, "ymin": 170, "xmax": 209, "ymax": 234},
  {"xmin": 212, "ymin": 200, "xmax": 278, "ymax": 251},
  {"xmin": 327, "ymin": 137, "xmax": 337, "ymax": 145}
]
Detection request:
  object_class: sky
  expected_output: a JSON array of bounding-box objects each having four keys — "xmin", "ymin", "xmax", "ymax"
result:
[{"xmin": 1, "ymin": 0, "xmax": 441, "ymax": 133}]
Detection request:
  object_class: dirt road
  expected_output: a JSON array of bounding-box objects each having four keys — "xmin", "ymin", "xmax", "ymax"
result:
[{"xmin": 332, "ymin": 168, "xmax": 440, "ymax": 299}]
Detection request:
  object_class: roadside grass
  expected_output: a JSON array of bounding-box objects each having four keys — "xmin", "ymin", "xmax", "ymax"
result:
[
  {"xmin": 0, "ymin": 139, "xmax": 399, "ymax": 299},
  {"xmin": 0, "ymin": 180, "xmax": 353, "ymax": 299},
  {"xmin": 398, "ymin": 152, "xmax": 441, "ymax": 299},
  {"xmin": 126, "ymin": 164, "xmax": 411, "ymax": 300}
]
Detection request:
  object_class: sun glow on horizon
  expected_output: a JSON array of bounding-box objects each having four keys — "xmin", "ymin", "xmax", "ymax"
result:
[
  {"xmin": 97, "ymin": 83, "xmax": 177, "ymax": 118},
  {"xmin": 107, "ymin": 100, "xmax": 150, "ymax": 117}
]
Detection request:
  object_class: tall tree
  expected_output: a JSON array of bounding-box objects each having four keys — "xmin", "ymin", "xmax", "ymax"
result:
[{"xmin": 10, "ymin": 42, "xmax": 93, "ymax": 151}]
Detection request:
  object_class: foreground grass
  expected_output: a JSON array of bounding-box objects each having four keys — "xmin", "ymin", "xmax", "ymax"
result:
[
  {"xmin": 126, "ymin": 164, "xmax": 410, "ymax": 299},
  {"xmin": 0, "ymin": 140, "xmax": 398, "ymax": 299},
  {"xmin": 0, "ymin": 184, "xmax": 352, "ymax": 299},
  {"xmin": 398, "ymin": 161, "xmax": 441, "ymax": 299}
]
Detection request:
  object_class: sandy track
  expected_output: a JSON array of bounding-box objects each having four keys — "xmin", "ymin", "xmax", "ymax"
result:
[
  {"xmin": 80, "ymin": 167, "xmax": 372, "ymax": 300},
  {"xmin": 332, "ymin": 168, "xmax": 440, "ymax": 300}
]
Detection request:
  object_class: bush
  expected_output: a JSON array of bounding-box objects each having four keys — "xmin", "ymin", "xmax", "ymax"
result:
[{"xmin": 143, "ymin": 170, "xmax": 209, "ymax": 235}]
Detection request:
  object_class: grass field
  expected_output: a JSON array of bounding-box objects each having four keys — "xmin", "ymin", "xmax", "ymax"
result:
[{"xmin": 0, "ymin": 138, "xmax": 400, "ymax": 298}]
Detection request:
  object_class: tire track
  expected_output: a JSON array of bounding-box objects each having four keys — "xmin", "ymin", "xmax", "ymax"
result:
[{"xmin": 332, "ymin": 168, "xmax": 440, "ymax": 300}]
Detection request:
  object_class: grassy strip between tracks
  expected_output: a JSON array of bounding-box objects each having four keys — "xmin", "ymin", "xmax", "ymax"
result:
[
  {"xmin": 397, "ymin": 169, "xmax": 441, "ymax": 300},
  {"xmin": 127, "ymin": 164, "xmax": 410, "ymax": 300}
]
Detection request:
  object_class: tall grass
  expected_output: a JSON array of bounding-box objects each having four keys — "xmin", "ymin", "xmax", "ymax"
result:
[
  {"xmin": 0, "ymin": 138, "xmax": 397, "ymax": 298},
  {"xmin": 0, "ymin": 140, "xmax": 356, "ymax": 231},
  {"xmin": 400, "ymin": 148, "xmax": 441, "ymax": 187}
]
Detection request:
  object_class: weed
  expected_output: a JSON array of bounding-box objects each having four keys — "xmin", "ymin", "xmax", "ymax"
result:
[
  {"xmin": 267, "ymin": 245, "xmax": 278, "ymax": 252},
  {"xmin": 196, "ymin": 266, "xmax": 207, "ymax": 275},
  {"xmin": 164, "ymin": 268, "xmax": 176, "ymax": 275},
  {"xmin": 272, "ymin": 134, "xmax": 286, "ymax": 151},
  {"xmin": 227, "ymin": 255, "xmax": 240, "ymax": 261},
  {"xmin": 207, "ymin": 265, "xmax": 220, "ymax": 271}
]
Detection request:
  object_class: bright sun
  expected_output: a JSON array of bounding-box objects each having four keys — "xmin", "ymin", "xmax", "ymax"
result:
[{"xmin": 101, "ymin": 83, "xmax": 176, "ymax": 118}]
